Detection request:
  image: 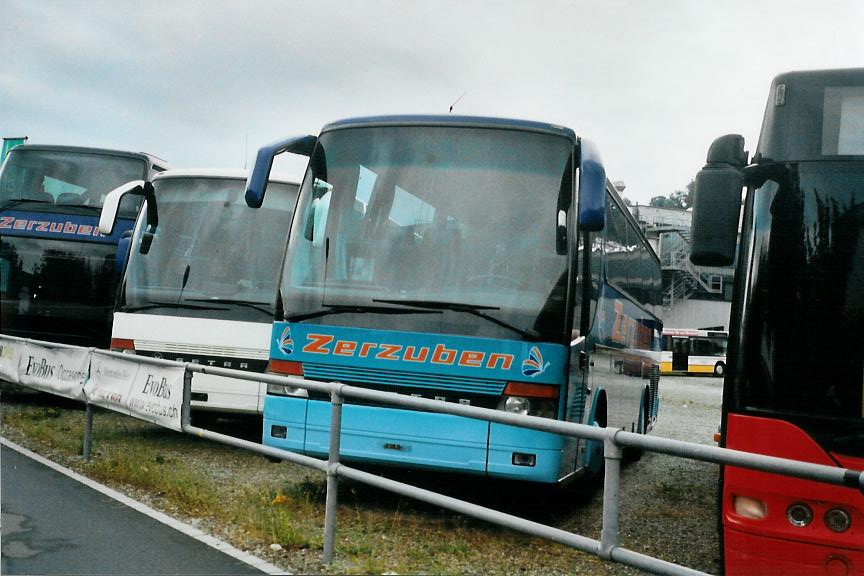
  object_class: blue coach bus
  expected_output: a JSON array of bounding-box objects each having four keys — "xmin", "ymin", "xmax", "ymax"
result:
[
  {"xmin": 0, "ymin": 145, "xmax": 168, "ymax": 348},
  {"xmin": 245, "ymin": 116, "xmax": 662, "ymax": 483}
]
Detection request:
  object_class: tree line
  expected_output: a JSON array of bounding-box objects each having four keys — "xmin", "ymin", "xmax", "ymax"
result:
[{"xmin": 623, "ymin": 179, "xmax": 695, "ymax": 209}]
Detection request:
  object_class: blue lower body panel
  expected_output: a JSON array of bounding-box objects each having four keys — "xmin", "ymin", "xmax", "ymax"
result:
[
  {"xmin": 263, "ymin": 396, "xmax": 566, "ymax": 482},
  {"xmin": 487, "ymin": 422, "xmax": 566, "ymax": 481}
]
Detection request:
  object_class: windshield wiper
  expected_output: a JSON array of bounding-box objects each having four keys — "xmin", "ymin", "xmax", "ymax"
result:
[
  {"xmin": 62, "ymin": 204, "xmax": 102, "ymax": 213},
  {"xmin": 1, "ymin": 198, "xmax": 55, "ymax": 209},
  {"xmin": 184, "ymin": 297, "xmax": 273, "ymax": 316},
  {"xmin": 287, "ymin": 303, "xmax": 442, "ymax": 323},
  {"xmin": 375, "ymin": 298, "xmax": 499, "ymax": 311},
  {"xmin": 122, "ymin": 300, "xmax": 229, "ymax": 312},
  {"xmin": 373, "ymin": 298, "xmax": 538, "ymax": 339}
]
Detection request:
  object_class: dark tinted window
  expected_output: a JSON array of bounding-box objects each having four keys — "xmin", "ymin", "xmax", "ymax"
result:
[{"xmin": 737, "ymin": 161, "xmax": 864, "ymax": 455}]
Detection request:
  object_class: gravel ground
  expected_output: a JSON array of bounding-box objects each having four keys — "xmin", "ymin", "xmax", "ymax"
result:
[
  {"xmin": 1, "ymin": 375, "xmax": 724, "ymax": 575},
  {"xmin": 576, "ymin": 374, "xmax": 724, "ymax": 574}
]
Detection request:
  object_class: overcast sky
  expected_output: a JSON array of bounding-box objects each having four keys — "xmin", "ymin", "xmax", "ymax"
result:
[{"xmin": 2, "ymin": 1, "xmax": 862, "ymax": 204}]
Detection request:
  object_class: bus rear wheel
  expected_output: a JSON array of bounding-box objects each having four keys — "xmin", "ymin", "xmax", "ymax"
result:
[
  {"xmin": 623, "ymin": 395, "xmax": 649, "ymax": 462},
  {"xmin": 713, "ymin": 362, "xmax": 726, "ymax": 377}
]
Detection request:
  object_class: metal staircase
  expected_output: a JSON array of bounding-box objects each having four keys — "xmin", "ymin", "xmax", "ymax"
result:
[{"xmin": 659, "ymin": 229, "xmax": 724, "ymax": 309}]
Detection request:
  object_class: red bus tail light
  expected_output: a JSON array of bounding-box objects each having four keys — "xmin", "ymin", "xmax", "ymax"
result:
[
  {"xmin": 267, "ymin": 360, "xmax": 304, "ymax": 376},
  {"xmin": 503, "ymin": 381, "xmax": 559, "ymax": 399},
  {"xmin": 110, "ymin": 338, "xmax": 136, "ymax": 354},
  {"xmin": 266, "ymin": 360, "xmax": 308, "ymax": 398}
]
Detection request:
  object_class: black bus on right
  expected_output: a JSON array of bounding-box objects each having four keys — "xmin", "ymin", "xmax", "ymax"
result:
[{"xmin": 691, "ymin": 68, "xmax": 863, "ymax": 575}]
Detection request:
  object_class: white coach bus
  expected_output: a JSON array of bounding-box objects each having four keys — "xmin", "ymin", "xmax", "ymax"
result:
[{"xmin": 99, "ymin": 169, "xmax": 299, "ymax": 418}]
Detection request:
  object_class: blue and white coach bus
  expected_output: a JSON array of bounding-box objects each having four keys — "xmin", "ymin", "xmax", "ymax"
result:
[
  {"xmin": 245, "ymin": 116, "xmax": 662, "ymax": 483},
  {"xmin": 1, "ymin": 145, "xmax": 168, "ymax": 348}
]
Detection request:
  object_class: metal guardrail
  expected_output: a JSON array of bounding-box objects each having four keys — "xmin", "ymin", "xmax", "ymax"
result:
[{"xmin": 3, "ymin": 336, "xmax": 863, "ymax": 576}]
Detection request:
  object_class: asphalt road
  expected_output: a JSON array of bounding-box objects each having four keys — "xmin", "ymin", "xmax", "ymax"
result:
[{"xmin": 0, "ymin": 443, "xmax": 268, "ymax": 575}]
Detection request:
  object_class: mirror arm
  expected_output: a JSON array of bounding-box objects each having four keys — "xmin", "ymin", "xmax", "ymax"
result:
[
  {"xmin": 576, "ymin": 138, "xmax": 606, "ymax": 232},
  {"xmin": 742, "ymin": 160, "xmax": 789, "ymax": 189},
  {"xmin": 245, "ymin": 134, "xmax": 317, "ymax": 208},
  {"xmin": 142, "ymin": 181, "xmax": 158, "ymax": 231},
  {"xmin": 99, "ymin": 180, "xmax": 144, "ymax": 235}
]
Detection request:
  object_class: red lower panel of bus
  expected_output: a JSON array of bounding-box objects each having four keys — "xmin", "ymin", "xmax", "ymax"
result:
[
  {"xmin": 724, "ymin": 414, "xmax": 863, "ymax": 576},
  {"xmin": 725, "ymin": 528, "xmax": 863, "ymax": 575}
]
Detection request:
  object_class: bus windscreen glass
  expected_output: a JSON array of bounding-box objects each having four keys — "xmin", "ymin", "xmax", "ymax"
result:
[
  {"xmin": 0, "ymin": 149, "xmax": 147, "ymax": 217},
  {"xmin": 121, "ymin": 177, "xmax": 297, "ymax": 322},
  {"xmin": 742, "ymin": 160, "xmax": 864, "ymax": 455},
  {"xmin": 280, "ymin": 126, "xmax": 573, "ymax": 341}
]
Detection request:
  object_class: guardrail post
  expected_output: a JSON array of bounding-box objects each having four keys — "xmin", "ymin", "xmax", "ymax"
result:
[
  {"xmin": 82, "ymin": 403, "xmax": 94, "ymax": 461},
  {"xmin": 599, "ymin": 433, "xmax": 623, "ymax": 559},
  {"xmin": 322, "ymin": 388, "xmax": 344, "ymax": 564},
  {"xmin": 181, "ymin": 367, "xmax": 193, "ymax": 430}
]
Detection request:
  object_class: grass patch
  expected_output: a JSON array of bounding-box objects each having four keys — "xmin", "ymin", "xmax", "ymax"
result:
[{"xmin": 86, "ymin": 444, "xmax": 222, "ymax": 515}]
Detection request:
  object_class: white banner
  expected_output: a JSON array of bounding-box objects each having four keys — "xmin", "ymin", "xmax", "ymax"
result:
[
  {"xmin": 85, "ymin": 352, "xmax": 139, "ymax": 414},
  {"xmin": 87, "ymin": 351, "xmax": 184, "ymax": 432},
  {"xmin": 17, "ymin": 342, "xmax": 89, "ymax": 401},
  {"xmin": 0, "ymin": 336, "xmax": 24, "ymax": 383}
]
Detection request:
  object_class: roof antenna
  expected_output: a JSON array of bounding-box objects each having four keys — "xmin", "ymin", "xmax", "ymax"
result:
[{"xmin": 449, "ymin": 92, "xmax": 467, "ymax": 113}]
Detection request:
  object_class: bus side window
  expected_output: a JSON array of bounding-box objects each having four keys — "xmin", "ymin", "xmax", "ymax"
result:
[{"xmin": 605, "ymin": 198, "xmax": 628, "ymax": 290}]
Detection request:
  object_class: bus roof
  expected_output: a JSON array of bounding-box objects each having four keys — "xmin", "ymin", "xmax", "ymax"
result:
[
  {"xmin": 320, "ymin": 115, "xmax": 579, "ymax": 143},
  {"xmin": 756, "ymin": 67, "xmax": 864, "ymax": 162},
  {"xmin": 153, "ymin": 168, "xmax": 301, "ymax": 186},
  {"xmin": 9, "ymin": 143, "xmax": 169, "ymax": 168}
]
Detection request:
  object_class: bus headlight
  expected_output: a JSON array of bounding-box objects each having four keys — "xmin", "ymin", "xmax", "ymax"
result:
[
  {"xmin": 733, "ymin": 495, "xmax": 767, "ymax": 520},
  {"xmin": 498, "ymin": 382, "xmax": 559, "ymax": 419},
  {"xmin": 266, "ymin": 384, "xmax": 309, "ymax": 398},
  {"xmin": 498, "ymin": 396, "xmax": 557, "ymax": 419},
  {"xmin": 824, "ymin": 508, "xmax": 852, "ymax": 533},
  {"xmin": 504, "ymin": 396, "xmax": 530, "ymax": 415},
  {"xmin": 786, "ymin": 503, "xmax": 813, "ymax": 527}
]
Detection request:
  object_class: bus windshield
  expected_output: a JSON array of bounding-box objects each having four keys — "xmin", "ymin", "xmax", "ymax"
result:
[
  {"xmin": 739, "ymin": 160, "xmax": 864, "ymax": 455},
  {"xmin": 280, "ymin": 126, "xmax": 573, "ymax": 342},
  {"xmin": 1, "ymin": 235, "xmax": 119, "ymax": 343},
  {"xmin": 121, "ymin": 176, "xmax": 298, "ymax": 322},
  {"xmin": 0, "ymin": 149, "xmax": 147, "ymax": 218}
]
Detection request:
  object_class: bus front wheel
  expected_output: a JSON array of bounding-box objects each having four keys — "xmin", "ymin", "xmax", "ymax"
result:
[{"xmin": 713, "ymin": 362, "xmax": 726, "ymax": 377}]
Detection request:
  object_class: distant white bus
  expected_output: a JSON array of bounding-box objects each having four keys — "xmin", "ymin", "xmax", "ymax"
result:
[
  {"xmin": 660, "ymin": 328, "xmax": 728, "ymax": 377},
  {"xmin": 99, "ymin": 169, "xmax": 299, "ymax": 416}
]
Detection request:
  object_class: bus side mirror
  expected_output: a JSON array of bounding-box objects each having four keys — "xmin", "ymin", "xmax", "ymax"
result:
[
  {"xmin": 99, "ymin": 180, "xmax": 144, "ymax": 235},
  {"xmin": 245, "ymin": 134, "xmax": 317, "ymax": 208},
  {"xmin": 690, "ymin": 134, "xmax": 747, "ymax": 266},
  {"xmin": 577, "ymin": 138, "xmax": 605, "ymax": 231}
]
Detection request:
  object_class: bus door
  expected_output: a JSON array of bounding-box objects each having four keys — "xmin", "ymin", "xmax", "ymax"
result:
[{"xmin": 671, "ymin": 337, "xmax": 689, "ymax": 371}]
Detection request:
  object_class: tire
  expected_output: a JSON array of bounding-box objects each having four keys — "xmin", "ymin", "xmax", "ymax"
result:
[
  {"xmin": 623, "ymin": 395, "xmax": 649, "ymax": 463},
  {"xmin": 713, "ymin": 362, "xmax": 726, "ymax": 377},
  {"xmin": 584, "ymin": 394, "xmax": 608, "ymax": 483}
]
